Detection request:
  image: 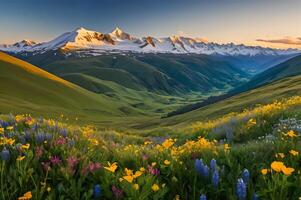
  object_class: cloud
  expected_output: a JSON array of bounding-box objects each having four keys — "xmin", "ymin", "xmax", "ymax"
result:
[{"xmin": 256, "ymin": 37, "xmax": 301, "ymax": 45}]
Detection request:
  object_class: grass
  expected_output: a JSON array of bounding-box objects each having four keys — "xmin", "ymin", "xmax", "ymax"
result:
[
  {"xmin": 152, "ymin": 74, "xmax": 301, "ymax": 130},
  {"xmin": 1, "ymin": 97, "xmax": 301, "ymax": 199},
  {"xmin": 0, "ymin": 52, "xmax": 221, "ymax": 130}
]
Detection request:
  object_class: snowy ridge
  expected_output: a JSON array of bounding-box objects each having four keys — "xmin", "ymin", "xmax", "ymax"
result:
[{"xmin": 0, "ymin": 27, "xmax": 300, "ymax": 56}]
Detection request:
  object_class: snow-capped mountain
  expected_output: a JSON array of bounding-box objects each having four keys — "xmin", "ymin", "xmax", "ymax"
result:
[{"xmin": 0, "ymin": 27, "xmax": 300, "ymax": 56}]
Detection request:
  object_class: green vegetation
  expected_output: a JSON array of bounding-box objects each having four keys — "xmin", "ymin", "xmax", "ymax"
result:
[
  {"xmin": 26, "ymin": 53, "xmax": 249, "ymax": 94},
  {"xmin": 1, "ymin": 96, "xmax": 301, "ymax": 199}
]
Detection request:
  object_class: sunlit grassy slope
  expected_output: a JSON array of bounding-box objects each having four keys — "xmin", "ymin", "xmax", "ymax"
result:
[
  {"xmin": 148, "ymin": 74, "xmax": 301, "ymax": 128},
  {"xmin": 0, "ymin": 52, "xmax": 201, "ymax": 128},
  {"xmin": 0, "ymin": 52, "xmax": 150, "ymax": 124}
]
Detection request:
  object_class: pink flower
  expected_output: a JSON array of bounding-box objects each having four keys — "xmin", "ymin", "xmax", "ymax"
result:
[
  {"xmin": 50, "ymin": 155, "xmax": 62, "ymax": 165},
  {"xmin": 112, "ymin": 185, "xmax": 123, "ymax": 199},
  {"xmin": 35, "ymin": 146, "xmax": 43, "ymax": 159},
  {"xmin": 55, "ymin": 137, "xmax": 66, "ymax": 145},
  {"xmin": 88, "ymin": 162, "xmax": 102, "ymax": 173},
  {"xmin": 148, "ymin": 165, "xmax": 160, "ymax": 176},
  {"xmin": 142, "ymin": 154, "xmax": 149, "ymax": 160},
  {"xmin": 66, "ymin": 156, "xmax": 78, "ymax": 168}
]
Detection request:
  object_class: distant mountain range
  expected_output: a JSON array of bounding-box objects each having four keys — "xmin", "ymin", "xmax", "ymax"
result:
[{"xmin": 1, "ymin": 27, "xmax": 300, "ymax": 56}]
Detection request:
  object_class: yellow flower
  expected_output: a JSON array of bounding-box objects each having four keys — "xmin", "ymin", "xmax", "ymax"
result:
[
  {"xmin": 47, "ymin": 187, "xmax": 51, "ymax": 192},
  {"xmin": 261, "ymin": 168, "xmax": 268, "ymax": 175},
  {"xmin": 133, "ymin": 171, "xmax": 143, "ymax": 178},
  {"xmin": 4, "ymin": 138, "xmax": 15, "ymax": 145},
  {"xmin": 88, "ymin": 138, "xmax": 99, "ymax": 146},
  {"xmin": 286, "ymin": 130, "xmax": 297, "ymax": 138},
  {"xmin": 123, "ymin": 175, "xmax": 134, "ymax": 183},
  {"xmin": 271, "ymin": 161, "xmax": 285, "ymax": 172},
  {"xmin": 139, "ymin": 167, "xmax": 145, "ymax": 172},
  {"xmin": 17, "ymin": 156, "xmax": 25, "ymax": 161},
  {"xmin": 289, "ymin": 150, "xmax": 299, "ymax": 156},
  {"xmin": 6, "ymin": 126, "xmax": 14, "ymax": 131},
  {"xmin": 18, "ymin": 191, "xmax": 32, "ymax": 200},
  {"xmin": 164, "ymin": 160, "xmax": 171, "ymax": 165},
  {"xmin": 282, "ymin": 167, "xmax": 295, "ymax": 176},
  {"xmin": 0, "ymin": 128, "xmax": 4, "ymax": 134},
  {"xmin": 162, "ymin": 139, "xmax": 175, "ymax": 149},
  {"xmin": 224, "ymin": 144, "xmax": 230, "ymax": 150},
  {"xmin": 144, "ymin": 141, "xmax": 152, "ymax": 145},
  {"xmin": 124, "ymin": 168, "xmax": 133, "ymax": 176},
  {"xmin": 15, "ymin": 115, "xmax": 24, "ymax": 123},
  {"xmin": 21, "ymin": 143, "xmax": 30, "ymax": 150},
  {"xmin": 175, "ymin": 195, "xmax": 181, "ymax": 200},
  {"xmin": 151, "ymin": 162, "xmax": 157, "ymax": 167},
  {"xmin": 151, "ymin": 184, "xmax": 160, "ymax": 192},
  {"xmin": 133, "ymin": 184, "xmax": 139, "ymax": 190},
  {"xmin": 275, "ymin": 153, "xmax": 285, "ymax": 158},
  {"xmin": 104, "ymin": 162, "xmax": 118, "ymax": 173}
]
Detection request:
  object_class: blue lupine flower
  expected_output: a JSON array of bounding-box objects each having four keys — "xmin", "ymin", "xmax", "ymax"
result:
[
  {"xmin": 242, "ymin": 169, "xmax": 250, "ymax": 184},
  {"xmin": 25, "ymin": 131, "xmax": 31, "ymax": 141},
  {"xmin": 200, "ymin": 194, "xmax": 207, "ymax": 200},
  {"xmin": 195, "ymin": 159, "xmax": 210, "ymax": 178},
  {"xmin": 212, "ymin": 170, "xmax": 219, "ymax": 188},
  {"xmin": 35, "ymin": 133, "xmax": 45, "ymax": 144},
  {"xmin": 32, "ymin": 123, "xmax": 38, "ymax": 131},
  {"xmin": 45, "ymin": 133, "xmax": 53, "ymax": 141},
  {"xmin": 195, "ymin": 159, "xmax": 203, "ymax": 174},
  {"xmin": 93, "ymin": 184, "xmax": 101, "ymax": 199},
  {"xmin": 60, "ymin": 129, "xmax": 68, "ymax": 137},
  {"xmin": 203, "ymin": 165, "xmax": 210, "ymax": 178},
  {"xmin": 0, "ymin": 148, "xmax": 10, "ymax": 161},
  {"xmin": 252, "ymin": 193, "xmax": 259, "ymax": 200},
  {"xmin": 236, "ymin": 178, "xmax": 247, "ymax": 200},
  {"xmin": 18, "ymin": 135, "xmax": 26, "ymax": 144},
  {"xmin": 210, "ymin": 159, "xmax": 217, "ymax": 171}
]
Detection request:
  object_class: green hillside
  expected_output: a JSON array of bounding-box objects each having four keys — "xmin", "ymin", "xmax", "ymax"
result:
[
  {"xmin": 20, "ymin": 53, "xmax": 249, "ymax": 95},
  {"xmin": 232, "ymin": 54, "xmax": 301, "ymax": 93},
  {"xmin": 0, "ymin": 52, "xmax": 205, "ymax": 128},
  {"xmin": 0, "ymin": 52, "xmax": 155, "ymax": 125},
  {"xmin": 147, "ymin": 74, "xmax": 301, "ymax": 129}
]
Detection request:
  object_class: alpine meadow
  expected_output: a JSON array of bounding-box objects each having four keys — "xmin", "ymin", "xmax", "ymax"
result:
[{"xmin": 0, "ymin": 0, "xmax": 301, "ymax": 199}]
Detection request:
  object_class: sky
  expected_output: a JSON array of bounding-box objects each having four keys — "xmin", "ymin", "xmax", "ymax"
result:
[{"xmin": 0, "ymin": 0, "xmax": 300, "ymax": 49}]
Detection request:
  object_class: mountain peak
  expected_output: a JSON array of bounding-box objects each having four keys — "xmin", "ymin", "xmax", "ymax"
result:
[
  {"xmin": 111, "ymin": 27, "xmax": 123, "ymax": 34},
  {"xmin": 110, "ymin": 27, "xmax": 133, "ymax": 40}
]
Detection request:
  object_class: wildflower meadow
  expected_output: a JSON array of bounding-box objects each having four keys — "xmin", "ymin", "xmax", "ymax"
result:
[{"xmin": 1, "ymin": 96, "xmax": 301, "ymax": 199}]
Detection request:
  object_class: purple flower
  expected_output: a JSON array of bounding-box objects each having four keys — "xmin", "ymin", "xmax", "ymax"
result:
[
  {"xmin": 242, "ymin": 169, "xmax": 250, "ymax": 184},
  {"xmin": 35, "ymin": 146, "xmax": 43, "ymax": 159},
  {"xmin": 66, "ymin": 156, "xmax": 78, "ymax": 168},
  {"xmin": 236, "ymin": 178, "xmax": 247, "ymax": 200},
  {"xmin": 55, "ymin": 137, "xmax": 66, "ymax": 145},
  {"xmin": 112, "ymin": 185, "xmax": 123, "ymax": 199},
  {"xmin": 93, "ymin": 184, "xmax": 101, "ymax": 199},
  {"xmin": 0, "ymin": 148, "xmax": 10, "ymax": 161},
  {"xmin": 195, "ymin": 159, "xmax": 209, "ymax": 178},
  {"xmin": 88, "ymin": 162, "xmax": 102, "ymax": 173},
  {"xmin": 200, "ymin": 194, "xmax": 207, "ymax": 200},
  {"xmin": 148, "ymin": 165, "xmax": 160, "ymax": 176},
  {"xmin": 210, "ymin": 159, "xmax": 217, "ymax": 171},
  {"xmin": 50, "ymin": 155, "xmax": 62, "ymax": 165},
  {"xmin": 60, "ymin": 129, "xmax": 68, "ymax": 137},
  {"xmin": 142, "ymin": 154, "xmax": 149, "ymax": 161},
  {"xmin": 212, "ymin": 170, "xmax": 219, "ymax": 188},
  {"xmin": 35, "ymin": 133, "xmax": 45, "ymax": 144}
]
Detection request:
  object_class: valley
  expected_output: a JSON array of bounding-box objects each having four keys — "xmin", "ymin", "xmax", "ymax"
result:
[{"xmin": 0, "ymin": 13, "xmax": 301, "ymax": 199}]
